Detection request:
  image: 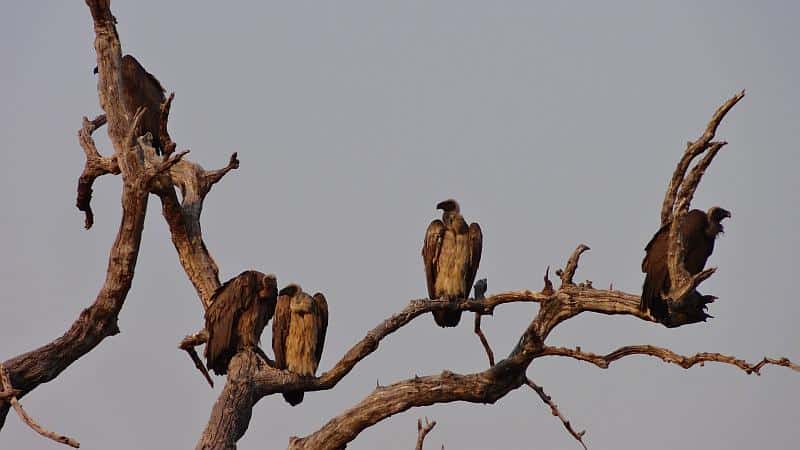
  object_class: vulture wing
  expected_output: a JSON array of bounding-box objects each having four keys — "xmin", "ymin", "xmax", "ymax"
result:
[
  {"xmin": 682, "ymin": 210, "xmax": 714, "ymax": 274},
  {"xmin": 641, "ymin": 209, "xmax": 710, "ymax": 320},
  {"xmin": 272, "ymin": 287, "xmax": 296, "ymax": 370},
  {"xmin": 465, "ymin": 222, "xmax": 483, "ymax": 297},
  {"xmin": 641, "ymin": 222, "xmax": 670, "ymax": 319},
  {"xmin": 312, "ymin": 293, "xmax": 329, "ymax": 368},
  {"xmin": 422, "ymin": 220, "xmax": 446, "ymax": 299},
  {"xmin": 121, "ymin": 55, "xmax": 166, "ymax": 153},
  {"xmin": 204, "ymin": 272, "xmax": 257, "ymax": 375}
]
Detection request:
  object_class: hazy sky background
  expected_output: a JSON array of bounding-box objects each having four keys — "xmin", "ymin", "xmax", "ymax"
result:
[{"xmin": 1, "ymin": 1, "xmax": 798, "ymax": 449}]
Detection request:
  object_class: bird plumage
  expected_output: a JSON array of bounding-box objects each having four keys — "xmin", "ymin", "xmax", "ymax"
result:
[
  {"xmin": 272, "ymin": 285, "xmax": 328, "ymax": 406},
  {"xmin": 641, "ymin": 207, "xmax": 730, "ymax": 324},
  {"xmin": 422, "ymin": 199, "xmax": 482, "ymax": 327},
  {"xmin": 120, "ymin": 55, "xmax": 166, "ymax": 155},
  {"xmin": 204, "ymin": 271, "xmax": 277, "ymax": 375}
]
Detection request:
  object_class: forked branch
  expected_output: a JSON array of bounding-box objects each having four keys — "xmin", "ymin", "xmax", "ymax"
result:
[
  {"xmin": 658, "ymin": 92, "xmax": 744, "ymax": 319},
  {"xmin": 415, "ymin": 417, "xmax": 438, "ymax": 450}
]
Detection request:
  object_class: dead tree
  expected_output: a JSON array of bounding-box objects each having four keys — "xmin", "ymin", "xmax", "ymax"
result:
[{"xmin": 0, "ymin": 2, "xmax": 796, "ymax": 449}]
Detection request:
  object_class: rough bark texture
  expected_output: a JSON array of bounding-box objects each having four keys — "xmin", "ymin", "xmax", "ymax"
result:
[{"xmin": 0, "ymin": 2, "xmax": 795, "ymax": 450}]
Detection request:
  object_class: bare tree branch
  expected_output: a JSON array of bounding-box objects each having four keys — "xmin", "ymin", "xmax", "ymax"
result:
[
  {"xmin": 557, "ymin": 244, "xmax": 590, "ymax": 286},
  {"xmin": 660, "ymin": 91, "xmax": 745, "ymax": 225},
  {"xmin": 76, "ymin": 114, "xmax": 118, "ymax": 229},
  {"xmin": 415, "ymin": 417, "xmax": 438, "ymax": 450},
  {"xmin": 1, "ymin": 361, "xmax": 80, "ymax": 448},
  {"xmin": 472, "ymin": 279, "xmax": 495, "ymax": 367},
  {"xmin": 655, "ymin": 92, "xmax": 745, "ymax": 324},
  {"xmin": 540, "ymin": 345, "xmax": 800, "ymax": 375},
  {"xmin": 159, "ymin": 92, "xmax": 177, "ymax": 157},
  {"xmin": 2, "ymin": 0, "xmax": 159, "ymax": 431},
  {"xmin": 525, "ymin": 378, "xmax": 587, "ymax": 450}
]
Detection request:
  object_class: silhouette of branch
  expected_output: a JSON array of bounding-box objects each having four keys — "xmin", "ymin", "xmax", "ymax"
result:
[{"xmin": 525, "ymin": 378, "xmax": 587, "ymax": 450}]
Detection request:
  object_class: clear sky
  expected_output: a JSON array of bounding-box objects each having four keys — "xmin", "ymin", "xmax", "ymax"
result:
[{"xmin": 1, "ymin": 1, "xmax": 798, "ymax": 449}]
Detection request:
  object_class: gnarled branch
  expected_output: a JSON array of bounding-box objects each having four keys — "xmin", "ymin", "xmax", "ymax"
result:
[
  {"xmin": 656, "ymin": 92, "xmax": 744, "ymax": 324},
  {"xmin": 540, "ymin": 345, "xmax": 800, "ymax": 375}
]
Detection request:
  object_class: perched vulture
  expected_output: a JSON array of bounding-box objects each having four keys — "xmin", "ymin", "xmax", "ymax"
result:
[
  {"xmin": 204, "ymin": 271, "xmax": 278, "ymax": 375},
  {"xmin": 121, "ymin": 54, "xmax": 166, "ymax": 154},
  {"xmin": 272, "ymin": 285, "xmax": 329, "ymax": 406},
  {"xmin": 422, "ymin": 199, "xmax": 483, "ymax": 327},
  {"xmin": 641, "ymin": 207, "xmax": 731, "ymax": 323}
]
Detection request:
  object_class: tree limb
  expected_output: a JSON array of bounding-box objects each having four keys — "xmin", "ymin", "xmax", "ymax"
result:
[
  {"xmin": 525, "ymin": 377, "xmax": 586, "ymax": 450},
  {"xmin": 540, "ymin": 345, "xmax": 800, "ymax": 375},
  {"xmin": 0, "ymin": 364, "xmax": 80, "ymax": 448}
]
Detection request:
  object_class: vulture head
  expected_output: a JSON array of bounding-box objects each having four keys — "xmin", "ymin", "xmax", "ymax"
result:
[
  {"xmin": 258, "ymin": 274, "xmax": 279, "ymax": 301},
  {"xmin": 290, "ymin": 290, "xmax": 315, "ymax": 315},
  {"xmin": 705, "ymin": 206, "xmax": 732, "ymax": 237},
  {"xmin": 436, "ymin": 199, "xmax": 460, "ymax": 213},
  {"xmin": 436, "ymin": 198, "xmax": 463, "ymax": 228}
]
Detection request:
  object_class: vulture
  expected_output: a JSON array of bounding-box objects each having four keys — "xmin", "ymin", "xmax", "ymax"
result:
[
  {"xmin": 204, "ymin": 271, "xmax": 278, "ymax": 375},
  {"xmin": 119, "ymin": 55, "xmax": 166, "ymax": 154},
  {"xmin": 272, "ymin": 284, "xmax": 329, "ymax": 406},
  {"xmin": 641, "ymin": 207, "xmax": 731, "ymax": 323},
  {"xmin": 422, "ymin": 199, "xmax": 483, "ymax": 327}
]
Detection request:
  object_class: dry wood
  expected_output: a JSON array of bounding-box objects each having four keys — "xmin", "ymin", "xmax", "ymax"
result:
[
  {"xmin": 415, "ymin": 417, "xmax": 437, "ymax": 450},
  {"xmin": 1, "ymin": 363, "xmax": 80, "ymax": 448},
  {"xmin": 525, "ymin": 378, "xmax": 586, "ymax": 450},
  {"xmin": 661, "ymin": 92, "xmax": 744, "ymax": 318},
  {"xmin": 0, "ymin": 2, "xmax": 793, "ymax": 449},
  {"xmin": 540, "ymin": 345, "xmax": 800, "ymax": 375}
]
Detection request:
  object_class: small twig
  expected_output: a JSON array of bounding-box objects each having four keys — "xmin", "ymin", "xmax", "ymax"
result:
[
  {"xmin": 558, "ymin": 244, "xmax": 590, "ymax": 286},
  {"xmin": 415, "ymin": 417, "xmax": 437, "ymax": 450},
  {"xmin": 540, "ymin": 345, "xmax": 800, "ymax": 375},
  {"xmin": 159, "ymin": 92, "xmax": 177, "ymax": 157},
  {"xmin": 525, "ymin": 378, "xmax": 587, "ymax": 450},
  {"xmin": 203, "ymin": 152, "xmax": 240, "ymax": 191},
  {"xmin": 472, "ymin": 279, "xmax": 495, "ymax": 366},
  {"xmin": 0, "ymin": 363, "xmax": 80, "ymax": 448},
  {"xmin": 179, "ymin": 331, "xmax": 213, "ymax": 387},
  {"xmin": 542, "ymin": 266, "xmax": 554, "ymax": 295},
  {"xmin": 155, "ymin": 149, "xmax": 190, "ymax": 176}
]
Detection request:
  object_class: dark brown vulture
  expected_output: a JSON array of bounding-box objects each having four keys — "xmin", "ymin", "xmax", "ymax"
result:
[
  {"xmin": 272, "ymin": 284, "xmax": 329, "ymax": 406},
  {"xmin": 121, "ymin": 54, "xmax": 166, "ymax": 155},
  {"xmin": 641, "ymin": 207, "xmax": 731, "ymax": 323},
  {"xmin": 422, "ymin": 199, "xmax": 483, "ymax": 327},
  {"xmin": 204, "ymin": 271, "xmax": 278, "ymax": 375}
]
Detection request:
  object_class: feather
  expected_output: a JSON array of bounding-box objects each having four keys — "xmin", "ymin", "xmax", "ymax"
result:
[{"xmin": 121, "ymin": 55, "xmax": 166, "ymax": 154}]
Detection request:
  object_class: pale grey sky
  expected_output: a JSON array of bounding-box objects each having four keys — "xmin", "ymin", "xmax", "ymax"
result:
[{"xmin": 1, "ymin": 1, "xmax": 798, "ymax": 449}]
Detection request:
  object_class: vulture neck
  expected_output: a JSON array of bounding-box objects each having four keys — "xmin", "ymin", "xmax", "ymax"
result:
[
  {"xmin": 442, "ymin": 211, "xmax": 467, "ymax": 231},
  {"xmin": 706, "ymin": 220, "xmax": 724, "ymax": 238}
]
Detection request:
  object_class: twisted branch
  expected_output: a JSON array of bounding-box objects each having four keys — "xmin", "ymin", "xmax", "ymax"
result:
[
  {"xmin": 540, "ymin": 345, "xmax": 800, "ymax": 375},
  {"xmin": 657, "ymin": 92, "xmax": 745, "ymax": 322}
]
